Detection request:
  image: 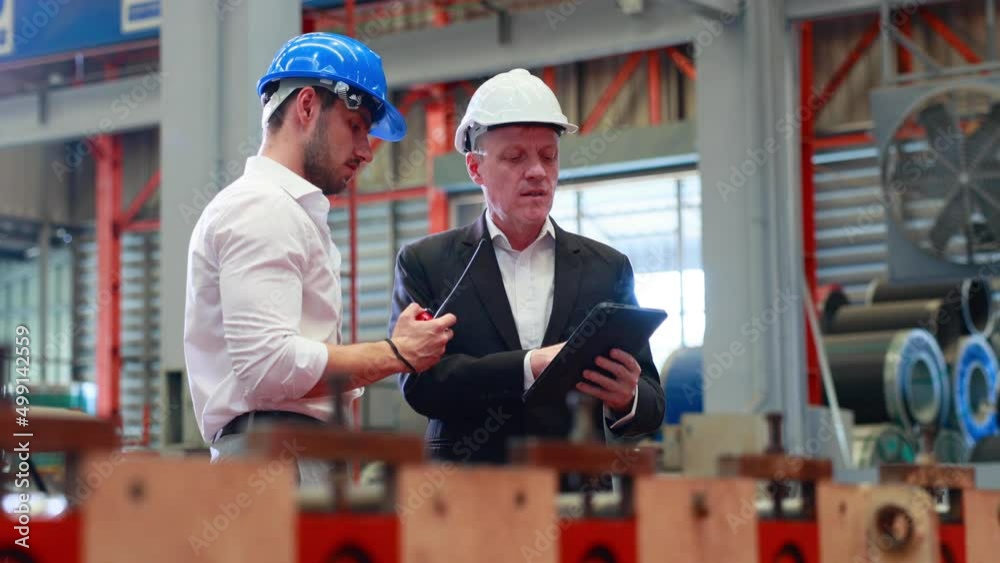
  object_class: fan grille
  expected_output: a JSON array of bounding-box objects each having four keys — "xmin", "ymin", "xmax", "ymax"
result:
[{"xmin": 882, "ymin": 86, "xmax": 1000, "ymax": 266}]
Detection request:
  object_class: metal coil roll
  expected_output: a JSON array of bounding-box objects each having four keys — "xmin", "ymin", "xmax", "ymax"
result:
[
  {"xmin": 824, "ymin": 329, "xmax": 948, "ymax": 429},
  {"xmin": 943, "ymin": 336, "xmax": 999, "ymax": 447},
  {"xmin": 824, "ymin": 300, "xmax": 963, "ymax": 350},
  {"xmin": 866, "ymin": 277, "xmax": 994, "ymax": 338}
]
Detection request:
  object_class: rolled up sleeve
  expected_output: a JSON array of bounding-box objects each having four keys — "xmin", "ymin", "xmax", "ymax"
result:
[{"xmin": 212, "ymin": 198, "xmax": 327, "ymax": 406}]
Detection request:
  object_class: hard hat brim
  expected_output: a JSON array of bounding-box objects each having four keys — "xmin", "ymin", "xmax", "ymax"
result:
[{"xmin": 453, "ymin": 118, "xmax": 578, "ymax": 153}]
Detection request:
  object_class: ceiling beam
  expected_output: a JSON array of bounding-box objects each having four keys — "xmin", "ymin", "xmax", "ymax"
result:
[
  {"xmin": 785, "ymin": 0, "xmax": 956, "ymax": 21},
  {"xmin": 368, "ymin": 1, "xmax": 705, "ymax": 88},
  {"xmin": 0, "ymin": 72, "xmax": 161, "ymax": 149}
]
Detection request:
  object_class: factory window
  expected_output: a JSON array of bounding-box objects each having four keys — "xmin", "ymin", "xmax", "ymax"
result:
[{"xmin": 451, "ymin": 170, "xmax": 704, "ymax": 370}]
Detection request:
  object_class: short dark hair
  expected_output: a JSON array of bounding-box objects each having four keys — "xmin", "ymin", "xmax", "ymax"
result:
[{"xmin": 261, "ymin": 82, "xmax": 338, "ymax": 133}]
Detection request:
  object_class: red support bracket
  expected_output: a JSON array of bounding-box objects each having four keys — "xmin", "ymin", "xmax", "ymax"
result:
[
  {"xmin": 666, "ymin": 46, "xmax": 697, "ymax": 81},
  {"xmin": 809, "ymin": 17, "xmax": 881, "ymax": 118},
  {"xmin": 897, "ymin": 11, "xmax": 914, "ymax": 74},
  {"xmin": 121, "ymin": 169, "xmax": 161, "ymax": 228},
  {"xmin": 122, "ymin": 218, "xmax": 161, "ymax": 233},
  {"xmin": 93, "ymin": 135, "xmax": 123, "ymax": 425},
  {"xmin": 917, "ymin": 7, "xmax": 983, "ymax": 64},
  {"xmin": 580, "ymin": 52, "xmax": 644, "ymax": 135},
  {"xmin": 813, "ymin": 132, "xmax": 875, "ymax": 150}
]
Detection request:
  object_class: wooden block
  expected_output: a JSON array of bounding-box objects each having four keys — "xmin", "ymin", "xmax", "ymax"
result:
[
  {"xmin": 637, "ymin": 475, "xmax": 758, "ymax": 563},
  {"xmin": 718, "ymin": 454, "xmax": 833, "ymax": 482},
  {"xmin": 818, "ymin": 482, "xmax": 938, "ymax": 563},
  {"xmin": 878, "ymin": 464, "xmax": 975, "ymax": 490},
  {"xmin": 509, "ymin": 439, "xmax": 656, "ymax": 476},
  {"xmin": 963, "ymin": 489, "xmax": 1000, "ymax": 562},
  {"xmin": 82, "ymin": 455, "xmax": 295, "ymax": 563},
  {"xmin": 246, "ymin": 424, "xmax": 425, "ymax": 465},
  {"xmin": 0, "ymin": 405, "xmax": 116, "ymax": 452},
  {"xmin": 398, "ymin": 465, "xmax": 557, "ymax": 563}
]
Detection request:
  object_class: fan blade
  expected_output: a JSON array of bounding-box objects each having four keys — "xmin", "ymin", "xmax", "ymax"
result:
[
  {"xmin": 966, "ymin": 103, "xmax": 1000, "ymax": 168},
  {"xmin": 972, "ymin": 181, "xmax": 1000, "ymax": 243},
  {"xmin": 928, "ymin": 187, "xmax": 967, "ymax": 253},
  {"xmin": 917, "ymin": 103, "xmax": 964, "ymax": 175},
  {"xmin": 888, "ymin": 152, "xmax": 957, "ymax": 198}
]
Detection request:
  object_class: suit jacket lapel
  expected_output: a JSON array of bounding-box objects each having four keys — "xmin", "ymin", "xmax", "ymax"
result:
[
  {"xmin": 464, "ymin": 214, "xmax": 522, "ymax": 351},
  {"xmin": 542, "ymin": 220, "xmax": 582, "ymax": 346}
]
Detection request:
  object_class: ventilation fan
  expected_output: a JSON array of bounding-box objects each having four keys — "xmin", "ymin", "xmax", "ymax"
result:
[{"xmin": 881, "ymin": 86, "xmax": 1000, "ymax": 266}]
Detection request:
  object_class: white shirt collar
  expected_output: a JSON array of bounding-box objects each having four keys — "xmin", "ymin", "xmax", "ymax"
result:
[
  {"xmin": 485, "ymin": 209, "xmax": 555, "ymax": 251},
  {"xmin": 244, "ymin": 155, "xmax": 324, "ymax": 201},
  {"xmin": 244, "ymin": 155, "xmax": 330, "ymax": 221}
]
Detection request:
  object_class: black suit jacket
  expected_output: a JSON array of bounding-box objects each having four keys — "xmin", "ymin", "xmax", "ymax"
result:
[{"xmin": 388, "ymin": 213, "xmax": 663, "ymax": 464}]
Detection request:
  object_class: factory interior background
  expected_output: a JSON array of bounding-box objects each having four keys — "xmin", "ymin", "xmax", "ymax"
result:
[{"xmin": 2, "ymin": 0, "xmax": 1000, "ymax": 561}]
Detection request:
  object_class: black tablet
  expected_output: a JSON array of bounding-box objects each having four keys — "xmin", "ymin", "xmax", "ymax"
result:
[{"xmin": 522, "ymin": 302, "xmax": 667, "ymax": 408}]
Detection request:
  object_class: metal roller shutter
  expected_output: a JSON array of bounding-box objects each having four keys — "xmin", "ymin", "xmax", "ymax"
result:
[{"xmin": 329, "ymin": 197, "xmax": 429, "ymax": 430}]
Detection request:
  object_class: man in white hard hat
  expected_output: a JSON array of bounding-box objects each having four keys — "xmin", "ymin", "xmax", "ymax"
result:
[
  {"xmin": 184, "ymin": 34, "xmax": 457, "ymax": 486},
  {"xmin": 388, "ymin": 69, "xmax": 663, "ymax": 478}
]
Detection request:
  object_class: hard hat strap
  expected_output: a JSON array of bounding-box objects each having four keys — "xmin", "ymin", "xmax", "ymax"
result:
[{"xmin": 261, "ymin": 78, "xmax": 380, "ymax": 129}]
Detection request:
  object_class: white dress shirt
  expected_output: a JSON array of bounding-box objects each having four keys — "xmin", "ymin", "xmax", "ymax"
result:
[
  {"xmin": 184, "ymin": 156, "xmax": 361, "ymax": 443},
  {"xmin": 484, "ymin": 211, "xmax": 637, "ymax": 429}
]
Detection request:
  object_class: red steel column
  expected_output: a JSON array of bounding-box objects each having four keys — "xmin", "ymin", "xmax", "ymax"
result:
[
  {"xmin": 94, "ymin": 135, "xmax": 123, "ymax": 425},
  {"xmin": 800, "ymin": 23, "xmax": 821, "ymax": 406},
  {"xmin": 426, "ymin": 84, "xmax": 452, "ymax": 233}
]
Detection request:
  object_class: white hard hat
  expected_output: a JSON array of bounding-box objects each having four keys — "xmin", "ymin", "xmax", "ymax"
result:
[{"xmin": 454, "ymin": 68, "xmax": 578, "ymax": 154}]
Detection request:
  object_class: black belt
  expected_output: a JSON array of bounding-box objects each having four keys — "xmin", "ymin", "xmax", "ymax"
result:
[{"xmin": 214, "ymin": 410, "xmax": 322, "ymax": 442}]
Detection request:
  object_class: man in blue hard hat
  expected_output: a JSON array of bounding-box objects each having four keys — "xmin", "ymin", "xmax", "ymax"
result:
[{"xmin": 183, "ymin": 33, "xmax": 456, "ymax": 485}]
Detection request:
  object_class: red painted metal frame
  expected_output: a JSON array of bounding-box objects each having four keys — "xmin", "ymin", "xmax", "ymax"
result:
[
  {"xmin": 917, "ymin": 7, "xmax": 983, "ymax": 64},
  {"xmin": 898, "ymin": 12, "xmax": 914, "ymax": 74},
  {"xmin": 0, "ymin": 510, "xmax": 81, "ymax": 562},
  {"xmin": 812, "ymin": 131, "xmax": 875, "ymax": 150},
  {"xmin": 560, "ymin": 519, "xmax": 637, "ymax": 563},
  {"xmin": 939, "ymin": 522, "xmax": 966, "ymax": 563},
  {"xmin": 121, "ymin": 170, "xmax": 161, "ymax": 228},
  {"xmin": 580, "ymin": 52, "xmax": 644, "ymax": 135},
  {"xmin": 800, "ymin": 15, "xmax": 880, "ymax": 405},
  {"xmin": 758, "ymin": 520, "xmax": 820, "ymax": 563},
  {"xmin": 808, "ymin": 18, "xmax": 880, "ymax": 117},
  {"xmin": 666, "ymin": 46, "xmax": 697, "ymax": 81},
  {"xmin": 800, "ymin": 22, "xmax": 821, "ymax": 405},
  {"xmin": 93, "ymin": 135, "xmax": 123, "ymax": 425},
  {"xmin": 648, "ymin": 50, "xmax": 662, "ymax": 126},
  {"xmin": 298, "ymin": 513, "xmax": 399, "ymax": 562},
  {"xmin": 543, "ymin": 66, "xmax": 557, "ymax": 91},
  {"xmin": 122, "ymin": 218, "xmax": 161, "ymax": 233}
]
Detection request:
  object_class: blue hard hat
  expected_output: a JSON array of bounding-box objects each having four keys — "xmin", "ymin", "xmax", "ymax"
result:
[{"xmin": 257, "ymin": 33, "xmax": 406, "ymax": 141}]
